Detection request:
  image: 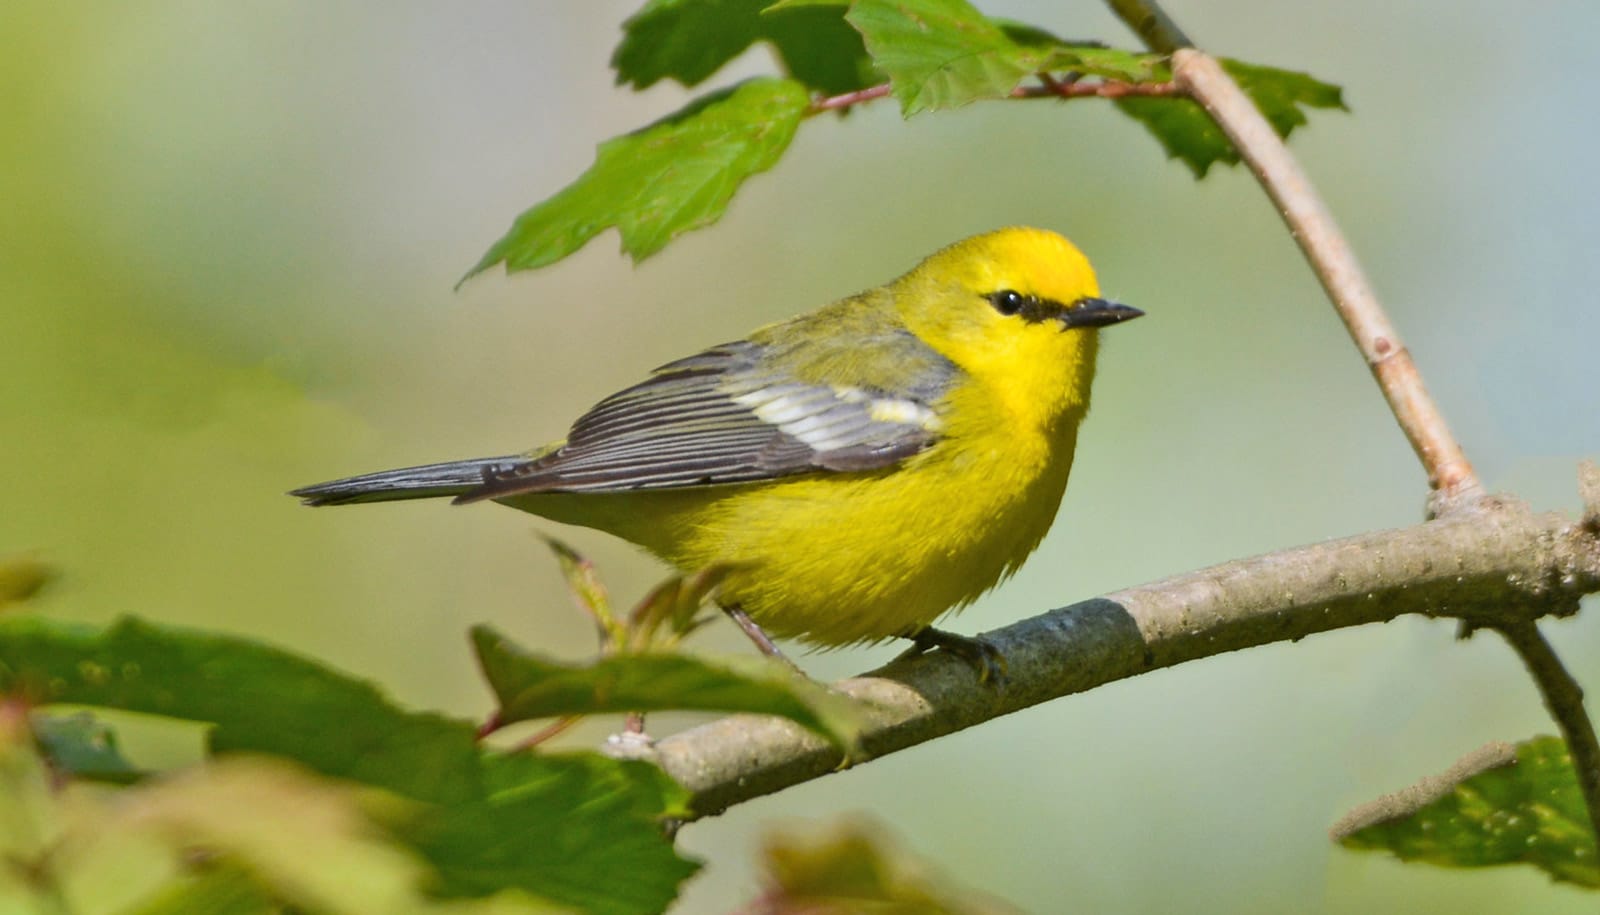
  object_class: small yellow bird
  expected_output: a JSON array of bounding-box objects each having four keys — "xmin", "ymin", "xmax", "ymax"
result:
[{"xmin": 293, "ymin": 227, "xmax": 1141, "ymax": 679}]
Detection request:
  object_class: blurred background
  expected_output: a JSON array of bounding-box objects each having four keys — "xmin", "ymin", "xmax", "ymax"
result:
[{"xmin": 4, "ymin": 0, "xmax": 1597, "ymax": 911}]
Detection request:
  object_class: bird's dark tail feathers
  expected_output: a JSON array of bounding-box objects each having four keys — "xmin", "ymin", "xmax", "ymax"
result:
[{"xmin": 290, "ymin": 456, "xmax": 524, "ymax": 506}]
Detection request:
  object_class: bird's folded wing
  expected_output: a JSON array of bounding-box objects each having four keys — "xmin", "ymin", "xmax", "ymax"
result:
[{"xmin": 455, "ymin": 335, "xmax": 957, "ymax": 502}]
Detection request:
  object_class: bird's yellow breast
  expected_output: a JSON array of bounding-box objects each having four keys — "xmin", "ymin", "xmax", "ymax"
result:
[{"xmin": 511, "ymin": 347, "xmax": 1092, "ymax": 645}]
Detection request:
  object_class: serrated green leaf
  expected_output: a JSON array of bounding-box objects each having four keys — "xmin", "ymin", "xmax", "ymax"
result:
[
  {"xmin": 993, "ymin": 23, "xmax": 1165, "ymax": 84},
  {"xmin": 0, "ymin": 615, "xmax": 486, "ymax": 804},
  {"xmin": 846, "ymin": 0, "xmax": 1048, "ymax": 114},
  {"xmin": 407, "ymin": 751, "xmax": 698, "ymax": 915},
  {"xmin": 1225, "ymin": 57, "xmax": 1345, "ymax": 134},
  {"xmin": 1338, "ymin": 737, "xmax": 1600, "ymax": 888},
  {"xmin": 1115, "ymin": 57, "xmax": 1344, "ymax": 177},
  {"xmin": 615, "ymin": 0, "xmax": 873, "ymax": 94},
  {"xmin": 33, "ymin": 711, "xmax": 142, "ymax": 784},
  {"xmin": 464, "ymin": 78, "xmax": 810, "ymax": 281},
  {"xmin": 472, "ymin": 625, "xmax": 862, "ymax": 751}
]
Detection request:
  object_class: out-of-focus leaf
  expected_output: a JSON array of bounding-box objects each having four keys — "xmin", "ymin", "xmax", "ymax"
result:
[
  {"xmin": 626, "ymin": 564, "xmax": 732, "ymax": 648},
  {"xmin": 544, "ymin": 537, "xmax": 620, "ymax": 647},
  {"xmin": 1336, "ymin": 736, "xmax": 1600, "ymax": 888},
  {"xmin": 33, "ymin": 711, "xmax": 142, "ymax": 784},
  {"xmin": 109, "ymin": 758, "xmax": 549, "ymax": 915},
  {"xmin": 0, "ymin": 707, "xmax": 60, "ymax": 906},
  {"xmin": 0, "ymin": 615, "xmax": 485, "ymax": 804},
  {"xmin": 0, "ymin": 615, "xmax": 696, "ymax": 914},
  {"xmin": 472, "ymin": 625, "xmax": 862, "ymax": 751},
  {"xmin": 615, "ymin": 0, "xmax": 874, "ymax": 94},
  {"xmin": 405, "ymin": 750, "xmax": 696, "ymax": 915},
  {"xmin": 1116, "ymin": 58, "xmax": 1345, "ymax": 177},
  {"xmin": 752, "ymin": 818, "xmax": 1019, "ymax": 914},
  {"xmin": 0, "ymin": 555, "xmax": 54, "ymax": 607},
  {"xmin": 124, "ymin": 865, "xmax": 279, "ymax": 915},
  {"xmin": 463, "ymin": 78, "xmax": 810, "ymax": 280},
  {"xmin": 123, "ymin": 866, "xmax": 278, "ymax": 915},
  {"xmin": 100, "ymin": 758, "xmax": 563, "ymax": 914}
]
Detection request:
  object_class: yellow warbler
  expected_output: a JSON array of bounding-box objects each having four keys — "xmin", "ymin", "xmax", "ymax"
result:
[{"xmin": 293, "ymin": 227, "xmax": 1141, "ymax": 679}]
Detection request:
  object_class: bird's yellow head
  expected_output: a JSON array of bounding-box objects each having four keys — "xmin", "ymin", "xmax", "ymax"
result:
[{"xmin": 891, "ymin": 227, "xmax": 1142, "ymax": 422}]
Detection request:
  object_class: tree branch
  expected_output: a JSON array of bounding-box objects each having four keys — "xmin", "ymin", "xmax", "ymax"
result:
[
  {"xmin": 808, "ymin": 78, "xmax": 1180, "ymax": 114},
  {"xmin": 625, "ymin": 495, "xmax": 1600, "ymax": 818},
  {"xmin": 1491, "ymin": 621, "xmax": 1600, "ymax": 844},
  {"xmin": 1105, "ymin": 0, "xmax": 1194, "ymax": 53},
  {"xmin": 1167, "ymin": 49, "xmax": 1479, "ymax": 507}
]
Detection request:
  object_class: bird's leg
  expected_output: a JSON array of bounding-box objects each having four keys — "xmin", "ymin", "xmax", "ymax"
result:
[
  {"xmin": 722, "ymin": 604, "xmax": 804, "ymax": 675},
  {"xmin": 894, "ymin": 626, "xmax": 1008, "ymax": 687}
]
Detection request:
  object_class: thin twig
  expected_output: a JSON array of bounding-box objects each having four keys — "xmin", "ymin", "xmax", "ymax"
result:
[
  {"xmin": 1169, "ymin": 49, "xmax": 1479, "ymax": 505},
  {"xmin": 628, "ymin": 497, "xmax": 1600, "ymax": 817},
  {"xmin": 809, "ymin": 83, "xmax": 891, "ymax": 112},
  {"xmin": 1105, "ymin": 0, "xmax": 1194, "ymax": 53},
  {"xmin": 1491, "ymin": 621, "xmax": 1600, "ymax": 844},
  {"xmin": 808, "ymin": 78, "xmax": 1180, "ymax": 114},
  {"xmin": 1329, "ymin": 740, "xmax": 1518, "ymax": 840},
  {"xmin": 1019, "ymin": 79, "xmax": 1179, "ymax": 100}
]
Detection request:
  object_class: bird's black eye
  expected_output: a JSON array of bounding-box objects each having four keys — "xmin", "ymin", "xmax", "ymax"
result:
[{"xmin": 988, "ymin": 290, "xmax": 1025, "ymax": 316}]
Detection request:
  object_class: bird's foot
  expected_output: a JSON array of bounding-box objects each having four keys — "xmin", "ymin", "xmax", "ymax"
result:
[{"xmin": 895, "ymin": 626, "xmax": 1008, "ymax": 687}]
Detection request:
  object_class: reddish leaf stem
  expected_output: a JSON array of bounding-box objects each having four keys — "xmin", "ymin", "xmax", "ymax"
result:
[{"xmin": 808, "ymin": 77, "xmax": 1180, "ymax": 114}]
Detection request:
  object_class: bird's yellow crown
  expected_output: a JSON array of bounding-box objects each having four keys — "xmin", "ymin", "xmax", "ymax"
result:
[
  {"xmin": 917, "ymin": 226, "xmax": 1101, "ymax": 305},
  {"xmin": 890, "ymin": 226, "xmax": 1107, "ymax": 426}
]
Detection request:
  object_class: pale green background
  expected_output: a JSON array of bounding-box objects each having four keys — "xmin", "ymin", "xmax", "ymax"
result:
[{"xmin": 4, "ymin": 1, "xmax": 1598, "ymax": 912}]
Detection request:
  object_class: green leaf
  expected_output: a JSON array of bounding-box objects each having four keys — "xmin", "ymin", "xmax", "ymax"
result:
[
  {"xmin": 1116, "ymin": 58, "xmax": 1345, "ymax": 177},
  {"xmin": 625, "ymin": 564, "xmax": 731, "ymax": 649},
  {"xmin": 125, "ymin": 866, "xmax": 280, "ymax": 915},
  {"xmin": 755, "ymin": 819, "xmax": 1020, "ymax": 913},
  {"xmin": 614, "ymin": 0, "xmax": 874, "ymax": 95},
  {"xmin": 472, "ymin": 625, "xmax": 862, "ymax": 751},
  {"xmin": 1337, "ymin": 737, "xmax": 1600, "ymax": 888},
  {"xmin": 845, "ymin": 0, "xmax": 1053, "ymax": 114},
  {"xmin": 543, "ymin": 537, "xmax": 621, "ymax": 648},
  {"xmin": 108, "ymin": 758, "xmax": 560, "ymax": 915},
  {"xmin": 0, "ymin": 615, "xmax": 486, "ymax": 804},
  {"xmin": 0, "ymin": 615, "xmax": 699, "ymax": 914},
  {"xmin": 401, "ymin": 752, "xmax": 696, "ymax": 915},
  {"xmin": 33, "ymin": 711, "xmax": 142, "ymax": 784},
  {"xmin": 993, "ymin": 22, "xmax": 1165, "ymax": 84},
  {"xmin": 463, "ymin": 77, "xmax": 810, "ymax": 281}
]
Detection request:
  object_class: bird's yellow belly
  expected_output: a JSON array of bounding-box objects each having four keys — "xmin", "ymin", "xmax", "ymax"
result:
[{"xmin": 508, "ymin": 425, "xmax": 1079, "ymax": 646}]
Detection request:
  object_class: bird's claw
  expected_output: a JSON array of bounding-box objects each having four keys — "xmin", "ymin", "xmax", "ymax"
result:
[{"xmin": 896, "ymin": 627, "xmax": 1008, "ymax": 688}]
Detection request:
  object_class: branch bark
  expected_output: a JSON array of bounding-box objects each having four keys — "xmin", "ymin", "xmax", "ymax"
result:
[
  {"xmin": 628, "ymin": 496, "xmax": 1600, "ymax": 818},
  {"xmin": 1167, "ymin": 49, "xmax": 1479, "ymax": 506}
]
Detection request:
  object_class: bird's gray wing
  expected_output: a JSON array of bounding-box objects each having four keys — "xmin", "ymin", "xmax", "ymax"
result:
[{"xmin": 454, "ymin": 334, "xmax": 957, "ymax": 502}]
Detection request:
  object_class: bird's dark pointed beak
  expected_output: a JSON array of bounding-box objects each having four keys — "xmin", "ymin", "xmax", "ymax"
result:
[{"xmin": 1060, "ymin": 297, "xmax": 1144, "ymax": 329}]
